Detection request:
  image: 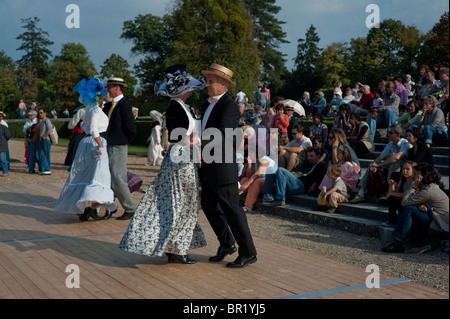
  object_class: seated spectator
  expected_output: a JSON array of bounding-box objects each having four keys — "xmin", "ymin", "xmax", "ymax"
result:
[
  {"xmin": 271, "ymin": 104, "xmax": 289, "ymax": 137},
  {"xmin": 352, "ymin": 82, "xmax": 362, "ymax": 98},
  {"xmin": 299, "ymin": 91, "xmax": 312, "ymax": 116},
  {"xmin": 350, "ymin": 125, "xmax": 410, "ymax": 203},
  {"xmin": 312, "ymin": 91, "xmax": 326, "ymax": 115},
  {"xmin": 309, "ymin": 114, "xmax": 328, "ymax": 142},
  {"xmin": 239, "ymin": 147, "xmax": 277, "ymax": 212},
  {"xmin": 414, "ymin": 64, "xmax": 430, "ymax": 95},
  {"xmin": 341, "ymin": 87, "xmax": 356, "ymax": 105},
  {"xmin": 327, "ymin": 90, "xmax": 343, "ymax": 117},
  {"xmin": 332, "ymin": 103, "xmax": 352, "ymax": 135},
  {"xmin": 263, "ymin": 146, "xmax": 328, "ymax": 206},
  {"xmin": 404, "ymin": 74, "xmax": 415, "ymax": 94},
  {"xmin": 406, "ymin": 128, "xmax": 433, "ymax": 165},
  {"xmin": 416, "ymin": 95, "xmax": 448, "ymax": 147},
  {"xmin": 368, "ymin": 81, "xmax": 400, "ymax": 139},
  {"xmin": 417, "ymin": 71, "xmax": 437, "ymax": 106},
  {"xmin": 278, "ymin": 124, "xmax": 312, "ymax": 172},
  {"xmin": 312, "ymin": 135, "xmax": 330, "ymax": 163},
  {"xmin": 393, "ymin": 99, "xmax": 422, "ymax": 133},
  {"xmin": 319, "ymin": 145, "xmax": 359, "ymax": 193},
  {"xmin": 393, "ymin": 76, "xmax": 409, "ymax": 112},
  {"xmin": 350, "ymin": 85, "xmax": 373, "ymax": 116},
  {"xmin": 380, "ymin": 161, "xmax": 416, "ymax": 225},
  {"xmin": 327, "ymin": 128, "xmax": 360, "ymax": 167},
  {"xmin": 286, "ymin": 105, "xmax": 300, "ymax": 141},
  {"xmin": 381, "ymin": 163, "xmax": 449, "ymax": 254},
  {"xmin": 238, "ymin": 103, "xmax": 252, "ymax": 127},
  {"xmin": 437, "ymin": 67, "xmax": 449, "ymax": 122},
  {"xmin": 347, "ymin": 113, "xmax": 374, "ymax": 158},
  {"xmin": 315, "ymin": 164, "xmax": 348, "ymax": 214}
]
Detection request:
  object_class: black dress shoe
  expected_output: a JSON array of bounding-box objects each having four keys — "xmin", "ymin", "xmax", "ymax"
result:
[
  {"xmin": 79, "ymin": 207, "xmax": 101, "ymax": 221},
  {"xmin": 168, "ymin": 254, "xmax": 197, "ymax": 264},
  {"xmin": 209, "ymin": 245, "xmax": 237, "ymax": 262},
  {"xmin": 116, "ymin": 212, "xmax": 134, "ymax": 220},
  {"xmin": 103, "ymin": 209, "xmax": 117, "ymax": 220},
  {"xmin": 226, "ymin": 255, "xmax": 257, "ymax": 268}
]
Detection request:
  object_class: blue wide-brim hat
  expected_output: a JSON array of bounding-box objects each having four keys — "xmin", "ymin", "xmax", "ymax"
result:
[{"xmin": 154, "ymin": 64, "xmax": 205, "ymax": 97}]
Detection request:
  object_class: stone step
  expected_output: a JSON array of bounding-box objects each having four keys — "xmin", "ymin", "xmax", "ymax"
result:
[
  {"xmin": 361, "ymin": 151, "xmax": 448, "ymax": 165},
  {"xmin": 374, "ymin": 143, "xmax": 449, "ymax": 156},
  {"xmin": 254, "ymin": 201, "xmax": 395, "ymax": 241},
  {"xmin": 358, "ymin": 158, "xmax": 449, "ymax": 176},
  {"xmin": 286, "ymin": 194, "xmax": 388, "ymax": 221}
]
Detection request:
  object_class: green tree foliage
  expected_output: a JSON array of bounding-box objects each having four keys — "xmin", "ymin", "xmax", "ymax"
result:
[
  {"xmin": 286, "ymin": 25, "xmax": 322, "ymax": 99},
  {"xmin": 417, "ymin": 12, "xmax": 449, "ymax": 67},
  {"xmin": 244, "ymin": 0, "xmax": 289, "ymax": 95},
  {"xmin": 166, "ymin": 0, "xmax": 260, "ymax": 98},
  {"xmin": 315, "ymin": 42, "xmax": 350, "ymax": 96},
  {"xmin": 54, "ymin": 62, "xmax": 79, "ymax": 111},
  {"xmin": 54, "ymin": 42, "xmax": 97, "ymax": 77},
  {"xmin": 121, "ymin": 14, "xmax": 169, "ymax": 102},
  {"xmin": 16, "ymin": 17, "xmax": 54, "ymax": 78},
  {"xmin": 100, "ymin": 53, "xmax": 137, "ymax": 100}
]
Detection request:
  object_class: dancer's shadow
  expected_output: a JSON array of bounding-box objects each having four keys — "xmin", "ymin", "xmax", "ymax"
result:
[{"xmin": 0, "ymin": 229, "xmax": 167, "ymax": 268}]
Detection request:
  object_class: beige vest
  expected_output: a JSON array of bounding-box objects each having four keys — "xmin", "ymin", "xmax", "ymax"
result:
[{"xmin": 359, "ymin": 121, "xmax": 374, "ymax": 152}]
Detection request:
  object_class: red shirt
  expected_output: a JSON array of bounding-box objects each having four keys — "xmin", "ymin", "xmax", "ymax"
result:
[
  {"xmin": 271, "ymin": 114, "xmax": 289, "ymax": 132},
  {"xmin": 357, "ymin": 93, "xmax": 374, "ymax": 111}
]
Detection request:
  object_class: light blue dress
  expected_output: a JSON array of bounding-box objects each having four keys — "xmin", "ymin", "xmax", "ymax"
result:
[{"xmin": 54, "ymin": 106, "xmax": 115, "ymax": 214}]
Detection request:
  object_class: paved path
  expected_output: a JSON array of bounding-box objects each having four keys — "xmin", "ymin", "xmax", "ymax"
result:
[{"xmin": 0, "ymin": 182, "xmax": 447, "ymax": 302}]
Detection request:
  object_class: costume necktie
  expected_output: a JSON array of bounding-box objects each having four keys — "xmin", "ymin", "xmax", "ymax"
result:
[
  {"xmin": 208, "ymin": 97, "xmax": 219, "ymax": 104},
  {"xmin": 108, "ymin": 101, "xmax": 117, "ymax": 120}
]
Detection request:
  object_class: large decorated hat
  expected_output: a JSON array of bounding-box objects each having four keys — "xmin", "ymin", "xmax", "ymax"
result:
[
  {"xmin": 154, "ymin": 64, "xmax": 205, "ymax": 97},
  {"xmin": 73, "ymin": 77, "xmax": 107, "ymax": 107}
]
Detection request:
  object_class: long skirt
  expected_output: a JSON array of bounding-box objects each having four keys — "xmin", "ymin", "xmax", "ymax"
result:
[
  {"xmin": 119, "ymin": 144, "xmax": 206, "ymax": 256},
  {"xmin": 54, "ymin": 136, "xmax": 115, "ymax": 214}
]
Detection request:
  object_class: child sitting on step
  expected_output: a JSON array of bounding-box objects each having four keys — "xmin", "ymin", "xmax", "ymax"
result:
[{"xmin": 315, "ymin": 164, "xmax": 348, "ymax": 213}]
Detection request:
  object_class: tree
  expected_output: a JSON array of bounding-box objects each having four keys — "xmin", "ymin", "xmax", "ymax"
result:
[
  {"xmin": 121, "ymin": 14, "xmax": 170, "ymax": 102},
  {"xmin": 100, "ymin": 54, "xmax": 137, "ymax": 99},
  {"xmin": 417, "ymin": 12, "xmax": 449, "ymax": 67},
  {"xmin": 315, "ymin": 42, "xmax": 350, "ymax": 96},
  {"xmin": 286, "ymin": 25, "xmax": 322, "ymax": 98},
  {"xmin": 53, "ymin": 62, "xmax": 79, "ymax": 111},
  {"xmin": 16, "ymin": 17, "xmax": 54, "ymax": 77},
  {"xmin": 54, "ymin": 43, "xmax": 97, "ymax": 77},
  {"xmin": 243, "ymin": 0, "xmax": 289, "ymax": 95},
  {"xmin": 165, "ymin": 0, "xmax": 260, "ymax": 99},
  {"xmin": 0, "ymin": 52, "xmax": 20, "ymax": 115}
]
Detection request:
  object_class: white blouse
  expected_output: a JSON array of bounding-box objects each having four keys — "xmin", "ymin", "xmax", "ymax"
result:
[{"xmin": 81, "ymin": 106, "xmax": 109, "ymax": 138}]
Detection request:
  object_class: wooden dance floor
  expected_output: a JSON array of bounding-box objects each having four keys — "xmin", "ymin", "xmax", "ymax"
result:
[{"xmin": 0, "ymin": 182, "xmax": 447, "ymax": 300}]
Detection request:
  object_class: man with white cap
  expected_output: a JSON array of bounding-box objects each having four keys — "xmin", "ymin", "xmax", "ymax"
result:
[{"xmin": 104, "ymin": 77, "xmax": 137, "ymax": 220}]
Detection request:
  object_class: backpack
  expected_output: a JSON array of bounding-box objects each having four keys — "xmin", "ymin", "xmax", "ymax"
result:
[{"xmin": 367, "ymin": 167, "xmax": 388, "ymax": 197}]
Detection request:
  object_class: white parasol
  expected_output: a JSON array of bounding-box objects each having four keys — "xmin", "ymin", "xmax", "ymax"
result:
[{"xmin": 283, "ymin": 99, "xmax": 305, "ymax": 117}]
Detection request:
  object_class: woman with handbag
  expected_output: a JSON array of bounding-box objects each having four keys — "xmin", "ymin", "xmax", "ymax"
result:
[{"xmin": 119, "ymin": 64, "xmax": 207, "ymax": 264}]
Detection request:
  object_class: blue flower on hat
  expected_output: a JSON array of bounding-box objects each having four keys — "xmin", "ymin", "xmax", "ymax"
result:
[{"xmin": 73, "ymin": 77, "xmax": 108, "ymax": 107}]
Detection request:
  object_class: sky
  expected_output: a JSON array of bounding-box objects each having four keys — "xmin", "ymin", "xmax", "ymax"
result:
[{"xmin": 0, "ymin": 0, "xmax": 448, "ymax": 75}]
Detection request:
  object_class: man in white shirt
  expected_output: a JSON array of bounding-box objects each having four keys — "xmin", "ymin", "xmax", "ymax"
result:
[{"xmin": 278, "ymin": 123, "xmax": 312, "ymax": 172}]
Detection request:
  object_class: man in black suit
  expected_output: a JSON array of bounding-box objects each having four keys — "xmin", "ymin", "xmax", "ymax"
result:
[
  {"xmin": 200, "ymin": 64, "xmax": 257, "ymax": 268},
  {"xmin": 103, "ymin": 77, "xmax": 137, "ymax": 220}
]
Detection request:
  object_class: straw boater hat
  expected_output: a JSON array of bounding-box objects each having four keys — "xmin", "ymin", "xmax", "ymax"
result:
[
  {"xmin": 154, "ymin": 64, "xmax": 205, "ymax": 98},
  {"xmin": 107, "ymin": 77, "xmax": 128, "ymax": 87},
  {"xmin": 201, "ymin": 63, "xmax": 236, "ymax": 87}
]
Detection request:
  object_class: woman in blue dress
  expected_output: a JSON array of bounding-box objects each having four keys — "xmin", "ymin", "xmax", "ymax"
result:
[{"xmin": 54, "ymin": 78, "xmax": 116, "ymax": 221}]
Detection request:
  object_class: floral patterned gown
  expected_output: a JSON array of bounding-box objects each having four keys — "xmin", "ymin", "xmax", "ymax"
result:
[{"xmin": 119, "ymin": 144, "xmax": 206, "ymax": 256}]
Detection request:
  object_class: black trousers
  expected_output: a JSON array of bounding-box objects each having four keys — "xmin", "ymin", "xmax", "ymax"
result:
[{"xmin": 201, "ymin": 182, "xmax": 257, "ymax": 257}]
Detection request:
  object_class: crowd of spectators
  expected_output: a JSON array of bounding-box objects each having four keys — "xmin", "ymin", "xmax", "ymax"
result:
[{"xmin": 236, "ymin": 63, "xmax": 448, "ymax": 254}]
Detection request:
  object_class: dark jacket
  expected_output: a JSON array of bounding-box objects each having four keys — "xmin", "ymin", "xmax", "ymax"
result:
[
  {"xmin": 0, "ymin": 125, "xmax": 11, "ymax": 152},
  {"xmin": 103, "ymin": 97, "xmax": 136, "ymax": 145},
  {"xmin": 407, "ymin": 141, "xmax": 433, "ymax": 165},
  {"xmin": 166, "ymin": 99, "xmax": 191, "ymax": 143},
  {"xmin": 200, "ymin": 93, "xmax": 239, "ymax": 186}
]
